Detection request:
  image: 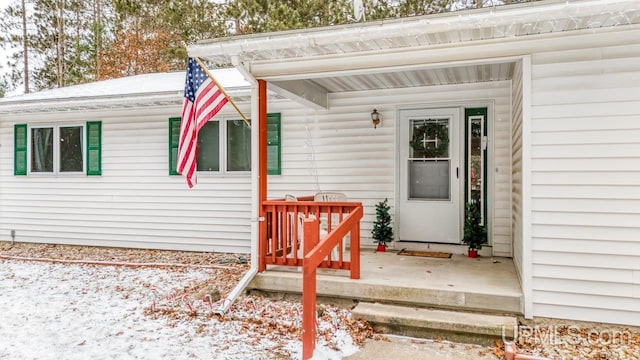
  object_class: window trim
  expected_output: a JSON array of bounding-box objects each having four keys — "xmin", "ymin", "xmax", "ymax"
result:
[
  {"xmin": 170, "ymin": 112, "xmax": 282, "ymax": 177},
  {"xmin": 27, "ymin": 124, "xmax": 86, "ymax": 175},
  {"xmin": 195, "ymin": 117, "xmax": 250, "ymax": 175}
]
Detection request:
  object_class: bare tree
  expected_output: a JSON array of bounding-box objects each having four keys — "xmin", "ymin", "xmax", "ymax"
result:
[
  {"xmin": 93, "ymin": 0, "xmax": 102, "ymax": 80},
  {"xmin": 56, "ymin": 0, "xmax": 65, "ymax": 88},
  {"xmin": 21, "ymin": 0, "xmax": 29, "ymax": 93}
]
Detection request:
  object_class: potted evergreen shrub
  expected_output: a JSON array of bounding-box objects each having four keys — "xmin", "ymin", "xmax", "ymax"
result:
[
  {"xmin": 372, "ymin": 199, "xmax": 393, "ymax": 252},
  {"xmin": 462, "ymin": 203, "xmax": 487, "ymax": 258}
]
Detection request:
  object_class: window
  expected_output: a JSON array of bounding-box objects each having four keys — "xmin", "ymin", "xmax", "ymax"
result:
[
  {"xmin": 169, "ymin": 113, "xmax": 281, "ymax": 175},
  {"xmin": 31, "ymin": 125, "xmax": 83, "ymax": 173},
  {"xmin": 30, "ymin": 127, "xmax": 54, "ymax": 173},
  {"xmin": 465, "ymin": 107, "xmax": 488, "ymax": 226},
  {"xmin": 59, "ymin": 126, "xmax": 83, "ymax": 172},
  {"xmin": 197, "ymin": 121, "xmax": 220, "ymax": 172},
  {"xmin": 408, "ymin": 118, "xmax": 451, "ymax": 200},
  {"xmin": 14, "ymin": 121, "xmax": 102, "ymax": 176},
  {"xmin": 226, "ymin": 120, "xmax": 251, "ymax": 172}
]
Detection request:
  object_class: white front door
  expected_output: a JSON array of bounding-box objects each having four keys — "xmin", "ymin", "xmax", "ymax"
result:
[{"xmin": 399, "ymin": 108, "xmax": 461, "ymax": 243}]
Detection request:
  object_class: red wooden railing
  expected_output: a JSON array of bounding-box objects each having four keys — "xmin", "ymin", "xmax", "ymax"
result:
[
  {"xmin": 260, "ymin": 199, "xmax": 363, "ymax": 359},
  {"xmin": 260, "ymin": 200, "xmax": 362, "ymax": 274},
  {"xmin": 301, "ymin": 205, "xmax": 363, "ymax": 359}
]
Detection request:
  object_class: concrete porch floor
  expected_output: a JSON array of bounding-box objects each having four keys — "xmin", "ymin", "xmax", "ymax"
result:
[{"xmin": 249, "ymin": 249, "xmax": 524, "ymax": 315}]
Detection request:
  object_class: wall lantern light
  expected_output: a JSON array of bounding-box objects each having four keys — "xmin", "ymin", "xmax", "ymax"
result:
[{"xmin": 371, "ymin": 109, "xmax": 381, "ymax": 129}]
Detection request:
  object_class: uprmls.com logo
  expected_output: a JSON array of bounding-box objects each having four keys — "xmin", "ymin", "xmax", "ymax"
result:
[{"xmin": 502, "ymin": 325, "xmax": 633, "ymax": 347}]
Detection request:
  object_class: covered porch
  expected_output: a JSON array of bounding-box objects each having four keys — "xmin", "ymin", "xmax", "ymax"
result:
[
  {"xmin": 245, "ymin": 54, "xmax": 526, "ymax": 315},
  {"xmin": 188, "ymin": 2, "xmax": 540, "ymax": 319}
]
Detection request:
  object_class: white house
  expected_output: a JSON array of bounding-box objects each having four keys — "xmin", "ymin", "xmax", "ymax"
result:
[
  {"xmin": 1, "ymin": 0, "xmax": 639, "ymax": 327},
  {"xmin": 0, "ymin": 70, "xmax": 261, "ymax": 253}
]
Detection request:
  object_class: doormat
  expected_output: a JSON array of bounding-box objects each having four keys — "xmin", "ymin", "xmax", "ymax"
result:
[{"xmin": 397, "ymin": 249, "xmax": 452, "ymax": 259}]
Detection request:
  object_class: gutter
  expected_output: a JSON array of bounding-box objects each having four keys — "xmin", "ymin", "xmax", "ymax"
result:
[
  {"xmin": 0, "ymin": 88, "xmax": 253, "ymax": 115},
  {"xmin": 214, "ymin": 57, "xmax": 259, "ymax": 315},
  {"xmin": 189, "ymin": 0, "xmax": 638, "ymax": 62}
]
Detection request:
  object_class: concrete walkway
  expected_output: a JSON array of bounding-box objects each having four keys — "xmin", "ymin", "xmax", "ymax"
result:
[{"xmin": 344, "ymin": 336, "xmax": 500, "ymax": 360}]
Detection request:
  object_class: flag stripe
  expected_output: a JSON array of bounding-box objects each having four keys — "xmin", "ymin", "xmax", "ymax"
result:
[
  {"xmin": 195, "ymin": 88, "xmax": 227, "ymax": 131},
  {"xmin": 177, "ymin": 58, "xmax": 230, "ymax": 188}
]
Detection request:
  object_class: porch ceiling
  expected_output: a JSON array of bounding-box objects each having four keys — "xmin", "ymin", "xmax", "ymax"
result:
[
  {"xmin": 264, "ymin": 61, "xmax": 515, "ymax": 110},
  {"xmin": 308, "ymin": 62, "xmax": 515, "ymax": 93}
]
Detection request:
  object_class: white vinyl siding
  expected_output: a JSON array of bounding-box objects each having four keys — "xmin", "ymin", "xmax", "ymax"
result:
[
  {"xmin": 511, "ymin": 61, "xmax": 524, "ymax": 280},
  {"xmin": 1, "ymin": 82, "xmax": 512, "ymax": 256},
  {"xmin": 0, "ymin": 105, "xmax": 252, "ymax": 253},
  {"xmin": 530, "ymin": 42, "xmax": 640, "ymax": 326},
  {"xmin": 270, "ymin": 81, "xmax": 512, "ymax": 253},
  {"xmin": 492, "ymin": 83, "xmax": 514, "ymax": 258}
]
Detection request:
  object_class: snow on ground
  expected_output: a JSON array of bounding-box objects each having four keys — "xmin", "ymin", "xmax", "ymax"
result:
[{"xmin": 0, "ymin": 260, "xmax": 362, "ymax": 360}]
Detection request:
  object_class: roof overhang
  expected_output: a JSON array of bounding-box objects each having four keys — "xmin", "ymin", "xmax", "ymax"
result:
[
  {"xmin": 0, "ymin": 90, "xmax": 253, "ymax": 115},
  {"xmin": 187, "ymin": 0, "xmax": 639, "ymax": 109},
  {"xmin": 0, "ymin": 69, "xmax": 259, "ymax": 115},
  {"xmin": 190, "ymin": 0, "xmax": 640, "ymax": 80}
]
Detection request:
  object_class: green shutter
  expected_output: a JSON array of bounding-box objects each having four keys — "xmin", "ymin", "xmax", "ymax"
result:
[
  {"xmin": 168, "ymin": 117, "xmax": 181, "ymax": 175},
  {"xmin": 14, "ymin": 124, "xmax": 27, "ymax": 176},
  {"xmin": 267, "ymin": 113, "xmax": 281, "ymax": 175},
  {"xmin": 86, "ymin": 121, "xmax": 102, "ymax": 176}
]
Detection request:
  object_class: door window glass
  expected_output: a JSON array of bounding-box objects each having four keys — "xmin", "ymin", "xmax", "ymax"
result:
[{"xmin": 408, "ymin": 118, "xmax": 451, "ymax": 200}]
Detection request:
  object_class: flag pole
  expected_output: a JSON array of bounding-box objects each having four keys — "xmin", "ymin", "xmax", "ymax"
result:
[{"xmin": 192, "ymin": 56, "xmax": 251, "ymax": 128}]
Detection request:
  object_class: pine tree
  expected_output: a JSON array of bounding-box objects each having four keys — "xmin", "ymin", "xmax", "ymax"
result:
[
  {"xmin": 397, "ymin": 0, "xmax": 453, "ymax": 17},
  {"xmin": 226, "ymin": 0, "xmax": 354, "ymax": 35},
  {"xmin": 2, "ymin": 0, "xmax": 31, "ymax": 93},
  {"xmin": 372, "ymin": 198, "xmax": 393, "ymax": 247},
  {"xmin": 462, "ymin": 203, "xmax": 487, "ymax": 250}
]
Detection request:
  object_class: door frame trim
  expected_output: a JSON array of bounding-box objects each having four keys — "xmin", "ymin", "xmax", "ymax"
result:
[
  {"xmin": 397, "ymin": 107, "xmax": 462, "ymax": 243},
  {"xmin": 394, "ymin": 100, "xmax": 495, "ymax": 248}
]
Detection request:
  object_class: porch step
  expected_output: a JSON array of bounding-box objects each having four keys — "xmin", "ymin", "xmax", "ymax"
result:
[
  {"xmin": 352, "ymin": 302, "xmax": 517, "ymax": 346},
  {"xmin": 248, "ymin": 268, "xmax": 522, "ymax": 314}
]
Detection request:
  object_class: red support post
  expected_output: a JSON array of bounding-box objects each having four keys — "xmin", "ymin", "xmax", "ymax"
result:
[
  {"xmin": 302, "ymin": 218, "xmax": 319, "ymax": 360},
  {"xmin": 258, "ymin": 79, "xmax": 268, "ymax": 272},
  {"xmin": 350, "ymin": 215, "xmax": 360, "ymax": 280}
]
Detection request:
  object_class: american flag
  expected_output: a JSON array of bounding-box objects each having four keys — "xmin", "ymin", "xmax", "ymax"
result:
[{"xmin": 177, "ymin": 57, "xmax": 229, "ymax": 188}]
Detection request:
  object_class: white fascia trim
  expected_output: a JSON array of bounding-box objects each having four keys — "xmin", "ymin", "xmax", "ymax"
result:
[
  {"xmin": 189, "ymin": 0, "xmax": 637, "ymax": 62},
  {"xmin": 0, "ymin": 89, "xmax": 252, "ymax": 115},
  {"xmin": 250, "ymin": 24, "xmax": 640, "ymax": 80},
  {"xmin": 520, "ymin": 55, "xmax": 534, "ymax": 319}
]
